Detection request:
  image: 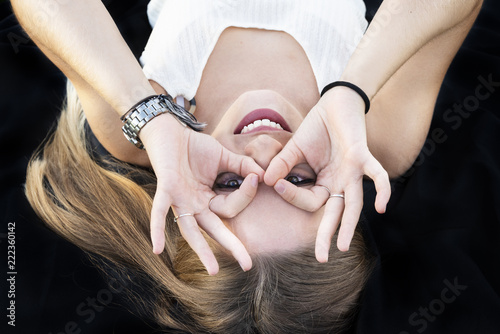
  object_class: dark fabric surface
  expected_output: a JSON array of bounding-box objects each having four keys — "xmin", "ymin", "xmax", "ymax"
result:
[
  {"xmin": 359, "ymin": 1, "xmax": 500, "ymax": 333},
  {"xmin": 0, "ymin": 1, "xmax": 157, "ymax": 334},
  {"xmin": 0, "ymin": 0, "xmax": 499, "ymax": 333}
]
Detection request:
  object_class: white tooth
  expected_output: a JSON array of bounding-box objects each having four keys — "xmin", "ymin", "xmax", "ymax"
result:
[
  {"xmin": 270, "ymin": 121, "xmax": 277, "ymax": 128},
  {"xmin": 277, "ymin": 123, "xmax": 283, "ymax": 129},
  {"xmin": 262, "ymin": 119, "xmax": 271, "ymax": 126},
  {"xmin": 241, "ymin": 125, "xmax": 248, "ymax": 134},
  {"xmin": 254, "ymin": 119, "xmax": 262, "ymax": 127},
  {"xmin": 248, "ymin": 123, "xmax": 255, "ymax": 130}
]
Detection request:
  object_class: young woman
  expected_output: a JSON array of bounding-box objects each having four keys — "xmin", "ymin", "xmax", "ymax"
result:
[{"xmin": 13, "ymin": 0, "xmax": 482, "ymax": 332}]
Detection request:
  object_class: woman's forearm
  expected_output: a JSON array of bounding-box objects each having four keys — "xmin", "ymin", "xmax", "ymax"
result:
[
  {"xmin": 342, "ymin": 0, "xmax": 482, "ymax": 99},
  {"xmin": 11, "ymin": 0, "xmax": 156, "ymax": 115}
]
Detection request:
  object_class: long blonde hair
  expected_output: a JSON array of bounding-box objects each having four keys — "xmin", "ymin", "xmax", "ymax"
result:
[{"xmin": 25, "ymin": 81, "xmax": 375, "ymax": 333}]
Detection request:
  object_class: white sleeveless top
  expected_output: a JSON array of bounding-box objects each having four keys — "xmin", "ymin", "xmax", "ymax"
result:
[{"xmin": 140, "ymin": 0, "xmax": 367, "ymax": 100}]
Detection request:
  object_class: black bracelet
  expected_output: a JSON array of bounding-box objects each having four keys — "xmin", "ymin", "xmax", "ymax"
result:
[{"xmin": 320, "ymin": 81, "xmax": 370, "ymax": 114}]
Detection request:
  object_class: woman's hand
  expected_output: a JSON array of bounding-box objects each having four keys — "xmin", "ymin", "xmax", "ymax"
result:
[
  {"xmin": 140, "ymin": 114, "xmax": 265, "ymax": 275},
  {"xmin": 264, "ymin": 87, "xmax": 391, "ymax": 262}
]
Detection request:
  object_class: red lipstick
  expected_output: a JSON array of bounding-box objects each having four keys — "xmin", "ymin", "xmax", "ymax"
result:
[{"xmin": 234, "ymin": 109, "xmax": 291, "ymax": 134}]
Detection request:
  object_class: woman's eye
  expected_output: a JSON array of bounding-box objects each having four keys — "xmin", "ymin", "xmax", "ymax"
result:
[
  {"xmin": 285, "ymin": 174, "xmax": 315, "ymax": 186},
  {"xmin": 213, "ymin": 173, "xmax": 244, "ymax": 190},
  {"xmin": 286, "ymin": 175, "xmax": 301, "ymax": 184},
  {"xmin": 225, "ymin": 179, "xmax": 241, "ymax": 187}
]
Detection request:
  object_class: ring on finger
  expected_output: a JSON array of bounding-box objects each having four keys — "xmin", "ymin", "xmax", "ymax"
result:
[
  {"xmin": 319, "ymin": 185, "xmax": 331, "ymax": 196},
  {"xmin": 174, "ymin": 213, "xmax": 194, "ymax": 223},
  {"xmin": 208, "ymin": 195, "xmax": 216, "ymax": 211},
  {"xmin": 319, "ymin": 186, "xmax": 344, "ymax": 199}
]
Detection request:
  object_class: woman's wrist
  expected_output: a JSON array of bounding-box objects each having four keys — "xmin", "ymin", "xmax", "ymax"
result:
[
  {"xmin": 121, "ymin": 94, "xmax": 205, "ymax": 150},
  {"xmin": 321, "ymin": 81, "xmax": 370, "ymax": 114},
  {"xmin": 320, "ymin": 85, "xmax": 367, "ymax": 116},
  {"xmin": 139, "ymin": 112, "xmax": 187, "ymax": 149},
  {"xmin": 318, "ymin": 86, "xmax": 368, "ymax": 147}
]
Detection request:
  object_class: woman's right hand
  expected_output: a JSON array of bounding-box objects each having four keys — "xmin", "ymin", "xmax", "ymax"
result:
[{"xmin": 139, "ymin": 113, "xmax": 265, "ymax": 275}]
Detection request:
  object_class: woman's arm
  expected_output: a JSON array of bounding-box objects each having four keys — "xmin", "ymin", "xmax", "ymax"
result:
[
  {"xmin": 12, "ymin": 0, "xmax": 266, "ymax": 274},
  {"xmin": 344, "ymin": 0, "xmax": 483, "ymax": 177},
  {"xmin": 11, "ymin": 0, "xmax": 159, "ymax": 165},
  {"xmin": 265, "ymin": 0, "xmax": 482, "ymax": 257}
]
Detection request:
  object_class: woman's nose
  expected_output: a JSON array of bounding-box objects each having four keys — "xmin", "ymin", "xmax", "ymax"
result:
[{"xmin": 244, "ymin": 135, "xmax": 284, "ymax": 170}]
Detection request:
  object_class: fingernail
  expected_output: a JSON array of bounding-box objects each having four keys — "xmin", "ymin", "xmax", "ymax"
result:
[
  {"xmin": 339, "ymin": 245, "xmax": 349, "ymax": 252},
  {"xmin": 318, "ymin": 254, "xmax": 328, "ymax": 263},
  {"xmin": 377, "ymin": 202, "xmax": 387, "ymax": 214},
  {"xmin": 275, "ymin": 182, "xmax": 285, "ymax": 194},
  {"xmin": 316, "ymin": 246, "xmax": 329, "ymax": 263},
  {"xmin": 251, "ymin": 175, "xmax": 258, "ymax": 188},
  {"xmin": 206, "ymin": 266, "xmax": 219, "ymax": 276}
]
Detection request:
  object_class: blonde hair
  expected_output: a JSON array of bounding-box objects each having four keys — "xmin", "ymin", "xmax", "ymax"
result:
[{"xmin": 25, "ymin": 81, "xmax": 375, "ymax": 333}]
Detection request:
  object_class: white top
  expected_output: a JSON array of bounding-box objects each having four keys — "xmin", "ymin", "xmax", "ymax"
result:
[{"xmin": 140, "ymin": 0, "xmax": 367, "ymax": 100}]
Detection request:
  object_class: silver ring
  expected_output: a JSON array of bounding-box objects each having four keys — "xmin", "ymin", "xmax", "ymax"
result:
[
  {"xmin": 208, "ymin": 195, "xmax": 216, "ymax": 211},
  {"xmin": 319, "ymin": 185, "xmax": 331, "ymax": 196},
  {"xmin": 329, "ymin": 194, "xmax": 345, "ymax": 199},
  {"xmin": 174, "ymin": 213, "xmax": 194, "ymax": 223}
]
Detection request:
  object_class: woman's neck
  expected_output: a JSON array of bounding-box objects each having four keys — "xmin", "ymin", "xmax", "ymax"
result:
[{"xmin": 195, "ymin": 27, "xmax": 320, "ymax": 133}]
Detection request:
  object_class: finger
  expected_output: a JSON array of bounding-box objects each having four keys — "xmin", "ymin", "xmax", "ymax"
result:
[
  {"xmin": 273, "ymin": 180, "xmax": 330, "ymax": 212},
  {"xmin": 210, "ymin": 174, "xmax": 259, "ymax": 218},
  {"xmin": 220, "ymin": 147, "xmax": 265, "ymax": 181},
  {"xmin": 150, "ymin": 185, "xmax": 172, "ymax": 254},
  {"xmin": 196, "ymin": 210, "xmax": 252, "ymax": 271},
  {"xmin": 264, "ymin": 143, "xmax": 305, "ymax": 186},
  {"xmin": 337, "ymin": 180, "xmax": 363, "ymax": 252},
  {"xmin": 315, "ymin": 195, "xmax": 345, "ymax": 262},
  {"xmin": 175, "ymin": 213, "xmax": 220, "ymax": 275},
  {"xmin": 364, "ymin": 158, "xmax": 391, "ymax": 213}
]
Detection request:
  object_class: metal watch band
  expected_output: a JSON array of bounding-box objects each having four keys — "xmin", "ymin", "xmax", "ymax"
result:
[
  {"xmin": 121, "ymin": 94, "xmax": 205, "ymax": 150},
  {"xmin": 121, "ymin": 95, "xmax": 169, "ymax": 149}
]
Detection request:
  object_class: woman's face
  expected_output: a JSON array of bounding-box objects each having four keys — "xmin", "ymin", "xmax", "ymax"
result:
[
  {"xmin": 195, "ymin": 89, "xmax": 324, "ymax": 254},
  {"xmin": 185, "ymin": 27, "xmax": 324, "ymax": 253}
]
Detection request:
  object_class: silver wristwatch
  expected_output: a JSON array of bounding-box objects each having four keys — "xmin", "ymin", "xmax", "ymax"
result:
[{"xmin": 121, "ymin": 94, "xmax": 205, "ymax": 150}]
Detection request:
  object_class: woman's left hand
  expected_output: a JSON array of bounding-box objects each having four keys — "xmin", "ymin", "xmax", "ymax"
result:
[{"xmin": 264, "ymin": 86, "xmax": 391, "ymax": 262}]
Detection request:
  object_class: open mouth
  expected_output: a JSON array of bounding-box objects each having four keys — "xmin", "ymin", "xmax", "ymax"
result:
[{"xmin": 234, "ymin": 108, "xmax": 291, "ymax": 134}]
